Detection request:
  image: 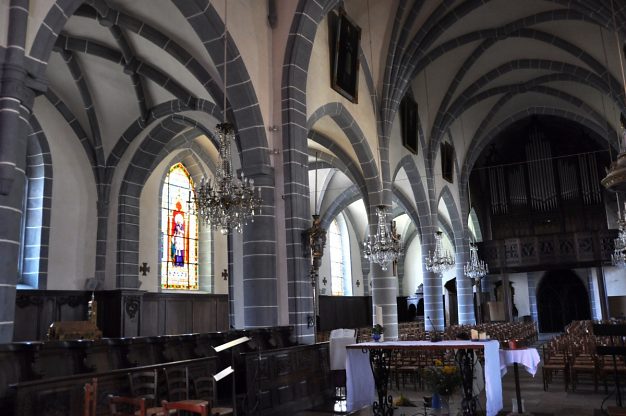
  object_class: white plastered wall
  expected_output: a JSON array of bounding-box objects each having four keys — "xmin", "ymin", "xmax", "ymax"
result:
[{"xmin": 34, "ymin": 97, "xmax": 98, "ymax": 289}]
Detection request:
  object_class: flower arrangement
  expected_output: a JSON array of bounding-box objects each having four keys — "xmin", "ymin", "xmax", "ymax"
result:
[
  {"xmin": 372, "ymin": 324, "xmax": 384, "ymax": 335},
  {"xmin": 422, "ymin": 359, "xmax": 462, "ymax": 396}
]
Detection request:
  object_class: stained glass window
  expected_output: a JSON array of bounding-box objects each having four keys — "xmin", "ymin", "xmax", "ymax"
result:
[
  {"xmin": 329, "ymin": 219, "xmax": 344, "ymax": 295},
  {"xmin": 161, "ymin": 163, "xmax": 198, "ymax": 290}
]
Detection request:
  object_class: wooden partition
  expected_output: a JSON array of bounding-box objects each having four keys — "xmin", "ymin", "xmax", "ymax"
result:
[
  {"xmin": 242, "ymin": 342, "xmax": 332, "ymax": 415},
  {"xmin": 13, "ymin": 290, "xmax": 229, "ymax": 341},
  {"xmin": 0, "ymin": 327, "xmax": 332, "ymax": 416},
  {"xmin": 319, "ymin": 295, "xmax": 419, "ymax": 331}
]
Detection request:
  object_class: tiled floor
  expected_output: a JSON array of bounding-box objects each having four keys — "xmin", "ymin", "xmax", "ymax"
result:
[{"xmin": 294, "ymin": 337, "xmax": 620, "ymax": 416}]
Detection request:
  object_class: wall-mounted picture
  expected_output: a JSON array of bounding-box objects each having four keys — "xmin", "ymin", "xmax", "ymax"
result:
[
  {"xmin": 328, "ymin": 9, "xmax": 361, "ymax": 103},
  {"xmin": 400, "ymin": 94, "xmax": 419, "ymax": 154},
  {"xmin": 441, "ymin": 142, "xmax": 455, "ymax": 183}
]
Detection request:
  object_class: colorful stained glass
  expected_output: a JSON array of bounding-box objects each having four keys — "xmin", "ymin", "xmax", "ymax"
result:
[{"xmin": 161, "ymin": 163, "xmax": 198, "ymax": 290}]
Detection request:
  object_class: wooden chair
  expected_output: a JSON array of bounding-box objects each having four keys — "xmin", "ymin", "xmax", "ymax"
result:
[
  {"xmin": 192, "ymin": 375, "xmax": 218, "ymax": 404},
  {"xmin": 164, "ymin": 367, "xmax": 189, "ymax": 402},
  {"xmin": 541, "ymin": 346, "xmax": 569, "ymax": 391},
  {"xmin": 108, "ymin": 395, "xmax": 147, "ymax": 416},
  {"xmin": 161, "ymin": 400, "xmax": 208, "ymax": 416},
  {"xmin": 570, "ymin": 353, "xmax": 600, "ymax": 392},
  {"xmin": 128, "ymin": 369, "xmax": 165, "ymax": 416},
  {"xmin": 84, "ymin": 378, "xmax": 98, "ymax": 416},
  {"xmin": 162, "ymin": 400, "xmax": 233, "ymax": 416}
]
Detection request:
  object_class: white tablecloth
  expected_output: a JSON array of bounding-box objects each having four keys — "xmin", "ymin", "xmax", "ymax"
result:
[
  {"xmin": 330, "ymin": 329, "xmax": 357, "ymax": 370},
  {"xmin": 499, "ymin": 348, "xmax": 541, "ymax": 376},
  {"xmin": 345, "ymin": 340, "xmax": 503, "ymax": 416}
]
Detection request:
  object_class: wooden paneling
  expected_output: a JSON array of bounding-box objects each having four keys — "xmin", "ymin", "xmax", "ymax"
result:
[
  {"xmin": 14, "ymin": 290, "xmax": 229, "ymax": 340},
  {"xmin": 243, "ymin": 343, "xmax": 331, "ymax": 415},
  {"xmin": 479, "ymin": 230, "xmax": 617, "ymax": 273},
  {"xmin": 318, "ymin": 295, "xmax": 372, "ymax": 330}
]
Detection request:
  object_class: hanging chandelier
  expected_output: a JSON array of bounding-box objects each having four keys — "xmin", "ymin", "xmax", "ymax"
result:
[
  {"xmin": 613, "ymin": 213, "xmax": 626, "ymax": 268},
  {"xmin": 425, "ymin": 231, "xmax": 455, "ymax": 274},
  {"xmin": 362, "ymin": 206, "xmax": 403, "ymax": 271},
  {"xmin": 464, "ymin": 243, "xmax": 488, "ymax": 280},
  {"xmin": 190, "ymin": 0, "xmax": 261, "ymax": 235},
  {"xmin": 193, "ymin": 123, "xmax": 262, "ymax": 234}
]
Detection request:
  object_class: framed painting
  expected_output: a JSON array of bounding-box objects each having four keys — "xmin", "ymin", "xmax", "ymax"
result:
[
  {"xmin": 400, "ymin": 94, "xmax": 419, "ymax": 154},
  {"xmin": 329, "ymin": 9, "xmax": 361, "ymax": 103},
  {"xmin": 441, "ymin": 142, "xmax": 455, "ymax": 183}
]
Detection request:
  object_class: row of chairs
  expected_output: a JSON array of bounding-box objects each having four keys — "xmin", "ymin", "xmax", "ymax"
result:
[
  {"xmin": 542, "ymin": 320, "xmax": 626, "ymax": 392},
  {"xmin": 82, "ymin": 367, "xmax": 233, "ymax": 416}
]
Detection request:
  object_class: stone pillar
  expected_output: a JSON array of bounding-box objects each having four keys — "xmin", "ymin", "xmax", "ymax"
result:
[
  {"xmin": 595, "ymin": 264, "xmax": 609, "ymax": 320},
  {"xmin": 242, "ymin": 171, "xmax": 278, "ymax": 328},
  {"xmin": 371, "ymin": 262, "xmax": 399, "ymax": 340},
  {"xmin": 527, "ymin": 272, "xmax": 539, "ymax": 323},
  {"xmin": 456, "ymin": 242, "xmax": 475, "ymax": 325},
  {"xmin": 422, "ymin": 229, "xmax": 445, "ymax": 330},
  {"xmin": 0, "ymin": 0, "xmax": 38, "ymax": 341}
]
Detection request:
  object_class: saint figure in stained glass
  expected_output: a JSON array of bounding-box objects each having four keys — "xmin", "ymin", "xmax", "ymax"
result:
[
  {"xmin": 161, "ymin": 163, "xmax": 198, "ymax": 290},
  {"xmin": 170, "ymin": 201, "xmax": 186, "ymax": 266}
]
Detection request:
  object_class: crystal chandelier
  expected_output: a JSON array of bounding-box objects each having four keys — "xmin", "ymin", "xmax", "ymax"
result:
[
  {"xmin": 425, "ymin": 231, "xmax": 455, "ymax": 274},
  {"xmin": 363, "ymin": 206, "xmax": 403, "ymax": 271},
  {"xmin": 193, "ymin": 123, "xmax": 262, "ymax": 234},
  {"xmin": 190, "ymin": 1, "xmax": 261, "ymax": 235},
  {"xmin": 613, "ymin": 213, "xmax": 626, "ymax": 268},
  {"xmin": 464, "ymin": 243, "xmax": 489, "ymax": 280}
]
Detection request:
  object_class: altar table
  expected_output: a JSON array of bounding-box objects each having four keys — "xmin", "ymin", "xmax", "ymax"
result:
[{"xmin": 346, "ymin": 340, "xmax": 503, "ymax": 416}]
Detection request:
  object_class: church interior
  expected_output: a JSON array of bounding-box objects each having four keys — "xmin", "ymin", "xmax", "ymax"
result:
[{"xmin": 2, "ymin": 0, "xmax": 626, "ymax": 415}]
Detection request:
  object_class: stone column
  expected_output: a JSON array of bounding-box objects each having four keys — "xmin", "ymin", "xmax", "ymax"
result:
[
  {"xmin": 527, "ymin": 272, "xmax": 539, "ymax": 323},
  {"xmin": 456, "ymin": 242, "xmax": 475, "ymax": 325},
  {"xmin": 0, "ymin": 0, "xmax": 38, "ymax": 341},
  {"xmin": 242, "ymin": 171, "xmax": 278, "ymax": 328},
  {"xmin": 422, "ymin": 228, "xmax": 445, "ymax": 330},
  {"xmin": 371, "ymin": 262, "xmax": 399, "ymax": 340},
  {"xmin": 595, "ymin": 264, "xmax": 609, "ymax": 320}
]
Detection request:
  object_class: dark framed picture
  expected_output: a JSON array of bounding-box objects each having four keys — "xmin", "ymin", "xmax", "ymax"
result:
[
  {"xmin": 328, "ymin": 9, "xmax": 361, "ymax": 103},
  {"xmin": 400, "ymin": 94, "xmax": 419, "ymax": 154},
  {"xmin": 441, "ymin": 142, "xmax": 455, "ymax": 183}
]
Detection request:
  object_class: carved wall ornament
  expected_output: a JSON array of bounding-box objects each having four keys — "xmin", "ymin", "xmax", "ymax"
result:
[{"xmin": 124, "ymin": 296, "xmax": 140, "ymax": 319}]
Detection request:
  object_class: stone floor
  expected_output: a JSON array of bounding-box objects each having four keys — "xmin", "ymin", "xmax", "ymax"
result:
[{"xmin": 294, "ymin": 334, "xmax": 622, "ymax": 416}]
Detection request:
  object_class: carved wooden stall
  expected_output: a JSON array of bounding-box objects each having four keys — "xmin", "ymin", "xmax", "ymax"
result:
[
  {"xmin": 1, "ymin": 326, "xmax": 302, "ymax": 416},
  {"xmin": 243, "ymin": 343, "xmax": 331, "ymax": 415}
]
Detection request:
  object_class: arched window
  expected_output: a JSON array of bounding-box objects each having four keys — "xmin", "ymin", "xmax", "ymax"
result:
[
  {"xmin": 161, "ymin": 163, "xmax": 199, "ymax": 290},
  {"xmin": 329, "ymin": 214, "xmax": 352, "ymax": 296}
]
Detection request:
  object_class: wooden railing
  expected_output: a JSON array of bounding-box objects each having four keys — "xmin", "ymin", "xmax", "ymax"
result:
[{"xmin": 478, "ymin": 230, "xmax": 617, "ymax": 272}]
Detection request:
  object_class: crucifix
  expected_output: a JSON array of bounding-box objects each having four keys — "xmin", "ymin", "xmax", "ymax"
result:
[
  {"xmin": 222, "ymin": 269, "xmax": 229, "ymax": 281},
  {"xmin": 139, "ymin": 262, "xmax": 150, "ymax": 276}
]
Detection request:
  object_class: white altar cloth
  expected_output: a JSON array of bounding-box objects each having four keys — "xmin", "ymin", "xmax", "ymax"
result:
[
  {"xmin": 346, "ymin": 340, "xmax": 503, "ymax": 416},
  {"xmin": 499, "ymin": 348, "xmax": 541, "ymax": 376}
]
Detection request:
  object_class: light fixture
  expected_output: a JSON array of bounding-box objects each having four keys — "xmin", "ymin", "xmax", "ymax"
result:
[
  {"xmin": 362, "ymin": 205, "xmax": 403, "ymax": 271},
  {"xmin": 613, "ymin": 202, "xmax": 626, "ymax": 268},
  {"xmin": 464, "ymin": 243, "xmax": 488, "ymax": 280},
  {"xmin": 425, "ymin": 231, "xmax": 454, "ymax": 274},
  {"xmin": 192, "ymin": 0, "xmax": 262, "ymax": 234}
]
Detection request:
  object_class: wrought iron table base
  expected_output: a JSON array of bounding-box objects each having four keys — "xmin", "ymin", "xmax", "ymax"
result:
[
  {"xmin": 367, "ymin": 348, "xmax": 394, "ymax": 416},
  {"xmin": 456, "ymin": 348, "xmax": 478, "ymax": 416}
]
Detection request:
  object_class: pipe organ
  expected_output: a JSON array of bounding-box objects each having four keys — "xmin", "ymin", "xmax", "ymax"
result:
[{"xmin": 485, "ymin": 134, "xmax": 603, "ymax": 216}]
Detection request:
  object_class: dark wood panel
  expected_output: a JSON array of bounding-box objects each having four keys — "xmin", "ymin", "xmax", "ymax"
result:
[
  {"xmin": 243, "ymin": 343, "xmax": 331, "ymax": 416},
  {"xmin": 164, "ymin": 299, "xmax": 191, "ymax": 335},
  {"xmin": 140, "ymin": 297, "xmax": 159, "ymax": 336},
  {"xmin": 14, "ymin": 290, "xmax": 229, "ymax": 340},
  {"xmin": 192, "ymin": 299, "xmax": 215, "ymax": 333}
]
